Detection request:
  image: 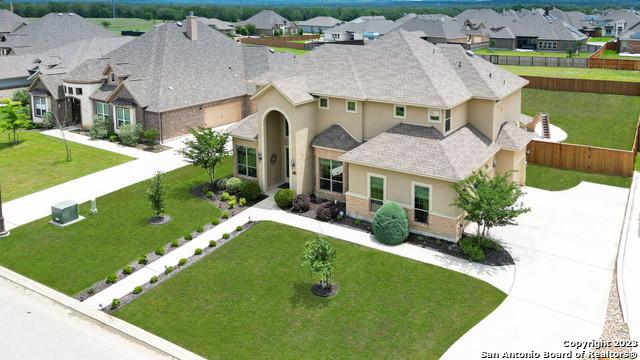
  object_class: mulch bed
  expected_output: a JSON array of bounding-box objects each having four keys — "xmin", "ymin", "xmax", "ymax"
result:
[
  {"xmin": 287, "ymin": 198, "xmax": 514, "ymax": 267},
  {"xmin": 68, "ymin": 129, "xmax": 171, "ymax": 153},
  {"xmin": 191, "ymin": 184, "xmax": 267, "ymax": 216}
]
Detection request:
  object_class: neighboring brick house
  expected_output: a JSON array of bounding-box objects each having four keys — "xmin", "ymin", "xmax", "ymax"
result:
[
  {"xmin": 28, "ymin": 15, "xmax": 293, "ymax": 140},
  {"xmin": 620, "ymin": 22, "xmax": 640, "ymax": 54},
  {"xmin": 228, "ymin": 30, "xmax": 534, "ymax": 242},
  {"xmin": 236, "ymin": 10, "xmax": 298, "ymax": 36}
]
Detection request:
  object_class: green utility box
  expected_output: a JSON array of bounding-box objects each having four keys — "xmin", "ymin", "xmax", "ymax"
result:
[{"xmin": 51, "ymin": 200, "xmax": 79, "ymax": 225}]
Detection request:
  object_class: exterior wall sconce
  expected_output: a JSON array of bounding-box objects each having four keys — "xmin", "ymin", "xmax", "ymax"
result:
[{"xmin": 258, "ymin": 153, "xmax": 263, "ymax": 161}]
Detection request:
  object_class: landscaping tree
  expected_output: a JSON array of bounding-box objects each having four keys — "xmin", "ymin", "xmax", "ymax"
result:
[
  {"xmin": 101, "ymin": 20, "xmax": 111, "ymax": 28},
  {"xmin": 451, "ymin": 170, "xmax": 530, "ymax": 247},
  {"xmin": 12, "ymin": 89, "xmax": 29, "ymax": 107},
  {"xmin": 180, "ymin": 128, "xmax": 230, "ymax": 186},
  {"xmin": 145, "ymin": 171, "xmax": 166, "ymax": 218},
  {"xmin": 45, "ymin": 112, "xmax": 72, "ymax": 162},
  {"xmin": 245, "ymin": 23, "xmax": 256, "ymax": 35},
  {"xmin": 0, "ymin": 104, "xmax": 30, "ymax": 144},
  {"xmin": 301, "ymin": 236, "xmax": 336, "ymax": 289}
]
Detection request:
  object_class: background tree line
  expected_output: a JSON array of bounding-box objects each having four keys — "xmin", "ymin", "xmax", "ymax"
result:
[{"xmin": 1, "ymin": 1, "xmax": 634, "ymax": 22}]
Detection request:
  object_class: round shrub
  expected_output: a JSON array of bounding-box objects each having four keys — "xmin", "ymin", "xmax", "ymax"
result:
[
  {"xmin": 274, "ymin": 189, "xmax": 294, "ymax": 209},
  {"xmin": 239, "ymin": 197, "xmax": 247, "ymax": 207},
  {"xmin": 150, "ymin": 275, "xmax": 158, "ymax": 284},
  {"xmin": 196, "ymin": 226, "xmax": 204, "ymax": 233},
  {"xmin": 316, "ymin": 202, "xmax": 337, "ymax": 222},
  {"xmin": 111, "ymin": 298, "xmax": 121, "ymax": 310},
  {"xmin": 89, "ymin": 116, "xmax": 110, "ymax": 139},
  {"xmin": 122, "ymin": 266, "xmax": 133, "ymax": 275},
  {"xmin": 222, "ymin": 233, "xmax": 230, "ymax": 239},
  {"xmin": 106, "ymin": 274, "xmax": 118, "ymax": 284},
  {"xmin": 118, "ymin": 123, "xmax": 143, "ymax": 147},
  {"xmin": 227, "ymin": 198, "xmax": 237, "ymax": 209},
  {"xmin": 236, "ymin": 225, "xmax": 243, "ymax": 231},
  {"xmin": 292, "ymin": 194, "xmax": 311, "ymax": 213},
  {"xmin": 206, "ymin": 191, "xmax": 213, "ymax": 198},
  {"xmin": 372, "ymin": 202, "xmax": 409, "ymax": 246},
  {"xmin": 225, "ymin": 177, "xmax": 243, "ymax": 193},
  {"xmin": 239, "ymin": 180, "xmax": 261, "ymax": 200},
  {"xmin": 164, "ymin": 266, "xmax": 174, "ymax": 274},
  {"xmin": 133, "ymin": 286, "xmax": 143, "ymax": 295},
  {"xmin": 171, "ymin": 239, "xmax": 179, "ymax": 248},
  {"xmin": 155, "ymin": 247, "xmax": 165, "ymax": 256},
  {"xmin": 138, "ymin": 255, "xmax": 148, "ymax": 265},
  {"xmin": 178, "ymin": 258, "xmax": 187, "ymax": 266},
  {"xmin": 184, "ymin": 233, "xmax": 193, "ymax": 241},
  {"xmin": 220, "ymin": 192, "xmax": 230, "ymax": 202},
  {"xmin": 221, "ymin": 212, "xmax": 229, "ymax": 219},
  {"xmin": 108, "ymin": 134, "xmax": 118, "ymax": 142},
  {"xmin": 211, "ymin": 218, "xmax": 220, "ymax": 225},
  {"xmin": 194, "ymin": 248, "xmax": 203, "ymax": 255},
  {"xmin": 209, "ymin": 240, "xmax": 217, "ymax": 248}
]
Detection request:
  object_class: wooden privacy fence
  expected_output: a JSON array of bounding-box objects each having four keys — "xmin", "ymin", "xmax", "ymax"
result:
[
  {"xmin": 522, "ymin": 76, "xmax": 640, "ymax": 96},
  {"xmin": 239, "ymin": 34, "xmax": 320, "ymax": 50},
  {"xmin": 526, "ymin": 116, "xmax": 640, "ymax": 177}
]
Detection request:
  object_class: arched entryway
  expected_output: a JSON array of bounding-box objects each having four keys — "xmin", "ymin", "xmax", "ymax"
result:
[{"xmin": 262, "ymin": 109, "xmax": 291, "ymax": 189}]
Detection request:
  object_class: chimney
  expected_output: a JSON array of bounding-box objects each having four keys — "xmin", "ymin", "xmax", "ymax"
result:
[
  {"xmin": 186, "ymin": 11, "xmax": 198, "ymax": 41},
  {"xmin": 544, "ymin": 7, "xmax": 550, "ymax": 16},
  {"xmin": 9, "ymin": 1, "xmax": 13, "ymax": 13}
]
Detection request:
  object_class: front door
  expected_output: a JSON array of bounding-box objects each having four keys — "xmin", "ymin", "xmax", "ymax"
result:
[{"xmin": 284, "ymin": 146, "xmax": 290, "ymax": 183}]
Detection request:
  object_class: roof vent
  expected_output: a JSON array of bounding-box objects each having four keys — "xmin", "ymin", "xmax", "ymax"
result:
[
  {"xmin": 458, "ymin": 61, "xmax": 462, "ymax": 67},
  {"xmin": 69, "ymin": 13, "xmax": 73, "ymax": 16},
  {"xmin": 58, "ymin": 13, "xmax": 63, "ymax": 16},
  {"xmin": 489, "ymin": 72, "xmax": 492, "ymax": 78},
  {"xmin": 168, "ymin": 86, "xmax": 174, "ymax": 90},
  {"xmin": 465, "ymin": 50, "xmax": 474, "ymax": 57},
  {"xmin": 177, "ymin": 21, "xmax": 183, "ymax": 27}
]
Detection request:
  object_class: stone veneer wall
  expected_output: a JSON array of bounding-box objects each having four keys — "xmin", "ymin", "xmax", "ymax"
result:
[{"xmin": 345, "ymin": 194, "xmax": 463, "ymax": 241}]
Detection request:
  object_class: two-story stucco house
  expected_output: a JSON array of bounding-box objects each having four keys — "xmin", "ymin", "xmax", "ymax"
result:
[{"xmin": 229, "ymin": 30, "xmax": 534, "ymax": 241}]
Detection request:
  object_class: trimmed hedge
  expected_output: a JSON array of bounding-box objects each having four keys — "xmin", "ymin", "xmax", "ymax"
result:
[
  {"xmin": 372, "ymin": 202, "xmax": 409, "ymax": 246},
  {"xmin": 274, "ymin": 189, "xmax": 294, "ymax": 209}
]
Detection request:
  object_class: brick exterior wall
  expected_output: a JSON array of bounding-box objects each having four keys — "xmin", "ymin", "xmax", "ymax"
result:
[
  {"xmin": 313, "ymin": 147, "xmax": 348, "ymax": 202},
  {"xmin": 345, "ymin": 194, "xmax": 463, "ymax": 241},
  {"xmin": 621, "ymin": 40, "xmax": 640, "ymax": 54}
]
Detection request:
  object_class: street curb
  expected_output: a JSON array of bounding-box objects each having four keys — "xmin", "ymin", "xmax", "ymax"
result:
[{"xmin": 0, "ymin": 265, "xmax": 205, "ymax": 360}]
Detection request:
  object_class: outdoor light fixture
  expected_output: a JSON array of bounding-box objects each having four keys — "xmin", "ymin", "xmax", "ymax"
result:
[{"xmin": 258, "ymin": 153, "xmax": 263, "ymax": 161}]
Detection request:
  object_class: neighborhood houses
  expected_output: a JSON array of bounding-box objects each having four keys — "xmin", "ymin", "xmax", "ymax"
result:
[{"xmin": 1, "ymin": 3, "xmax": 640, "ymax": 360}]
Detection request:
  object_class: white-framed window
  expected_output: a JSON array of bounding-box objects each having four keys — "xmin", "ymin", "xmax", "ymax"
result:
[
  {"xmin": 115, "ymin": 106, "xmax": 131, "ymax": 128},
  {"xmin": 429, "ymin": 109, "xmax": 441, "ymax": 123},
  {"xmin": 319, "ymin": 158, "xmax": 343, "ymax": 193},
  {"xmin": 34, "ymin": 96, "xmax": 47, "ymax": 117},
  {"xmin": 368, "ymin": 174, "xmax": 386, "ymax": 211},
  {"xmin": 236, "ymin": 145, "xmax": 257, "ymax": 178},
  {"xmin": 412, "ymin": 182, "xmax": 431, "ymax": 224},
  {"xmin": 444, "ymin": 109, "xmax": 452, "ymax": 133},
  {"xmin": 394, "ymin": 104, "xmax": 406, "ymax": 119},
  {"xmin": 96, "ymin": 102, "xmax": 110, "ymax": 120},
  {"xmin": 319, "ymin": 97, "xmax": 329, "ymax": 109},
  {"xmin": 346, "ymin": 100, "xmax": 357, "ymax": 113}
]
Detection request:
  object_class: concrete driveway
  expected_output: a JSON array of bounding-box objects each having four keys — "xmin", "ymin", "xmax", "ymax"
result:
[{"xmin": 444, "ymin": 182, "xmax": 628, "ymax": 358}]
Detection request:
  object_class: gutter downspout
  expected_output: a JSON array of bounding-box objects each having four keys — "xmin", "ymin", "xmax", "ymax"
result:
[{"xmin": 159, "ymin": 112, "xmax": 164, "ymax": 144}]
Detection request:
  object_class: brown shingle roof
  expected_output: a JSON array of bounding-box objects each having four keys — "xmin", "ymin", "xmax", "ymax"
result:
[{"xmin": 312, "ymin": 124, "xmax": 361, "ymax": 152}]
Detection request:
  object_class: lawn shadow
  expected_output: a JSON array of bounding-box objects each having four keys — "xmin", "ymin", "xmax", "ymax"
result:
[
  {"xmin": 0, "ymin": 139, "xmax": 24, "ymax": 150},
  {"xmin": 289, "ymin": 281, "xmax": 330, "ymax": 310}
]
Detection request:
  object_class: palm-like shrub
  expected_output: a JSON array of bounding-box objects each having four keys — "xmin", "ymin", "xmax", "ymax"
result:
[{"xmin": 372, "ymin": 202, "xmax": 409, "ymax": 245}]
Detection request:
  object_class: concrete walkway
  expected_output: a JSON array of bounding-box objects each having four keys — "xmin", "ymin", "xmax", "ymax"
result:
[
  {"xmin": 86, "ymin": 196, "xmax": 515, "ymax": 310},
  {"xmin": 443, "ymin": 182, "xmax": 628, "ymax": 359},
  {"xmin": 618, "ymin": 173, "xmax": 640, "ymax": 342},
  {"xmin": 42, "ymin": 129, "xmax": 155, "ymax": 159}
]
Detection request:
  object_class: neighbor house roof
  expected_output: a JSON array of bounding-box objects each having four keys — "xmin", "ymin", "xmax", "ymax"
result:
[
  {"xmin": 338, "ymin": 123, "xmax": 499, "ymax": 182},
  {"xmin": 311, "ymin": 124, "xmax": 361, "ymax": 152},
  {"xmin": 197, "ymin": 17, "xmax": 235, "ymax": 31},
  {"xmin": 498, "ymin": 13, "xmax": 587, "ymax": 41},
  {"xmin": 324, "ymin": 18, "xmax": 399, "ymax": 35},
  {"xmin": 350, "ymin": 16, "xmax": 386, "ymax": 23},
  {"xmin": 597, "ymin": 9, "xmax": 640, "ymax": 28},
  {"xmin": 2, "ymin": 12, "xmax": 114, "ymax": 55},
  {"xmin": 496, "ymin": 122, "xmax": 535, "ymax": 150},
  {"xmin": 64, "ymin": 21, "xmax": 293, "ymax": 113},
  {"xmin": 491, "ymin": 26, "xmax": 515, "ymax": 39},
  {"xmin": 228, "ymin": 113, "xmax": 258, "ymax": 140},
  {"xmin": 252, "ymin": 30, "xmax": 527, "ymax": 108},
  {"xmin": 455, "ymin": 9, "xmax": 517, "ymax": 29},
  {"xmin": 297, "ymin": 16, "xmax": 342, "ymax": 28},
  {"xmin": 0, "ymin": 9, "xmax": 27, "ymax": 33},
  {"xmin": 395, "ymin": 16, "xmax": 467, "ymax": 40},
  {"xmin": 620, "ymin": 21, "xmax": 640, "ymax": 40},
  {"xmin": 237, "ymin": 10, "xmax": 294, "ymax": 30}
]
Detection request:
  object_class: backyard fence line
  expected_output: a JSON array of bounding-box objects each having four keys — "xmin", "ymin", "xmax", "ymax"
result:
[
  {"xmin": 480, "ymin": 54, "xmax": 588, "ymax": 68},
  {"xmin": 522, "ymin": 76, "xmax": 640, "ymax": 96},
  {"xmin": 526, "ymin": 115, "xmax": 640, "ymax": 177},
  {"xmin": 239, "ymin": 34, "xmax": 320, "ymax": 50}
]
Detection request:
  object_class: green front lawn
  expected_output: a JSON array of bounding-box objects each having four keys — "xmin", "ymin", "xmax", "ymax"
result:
[
  {"xmin": 522, "ymin": 89, "xmax": 640, "ymax": 150},
  {"xmin": 474, "ymin": 48, "xmax": 593, "ymax": 58},
  {"xmin": 0, "ymin": 163, "xmax": 230, "ymax": 295},
  {"xmin": 526, "ymin": 164, "xmax": 631, "ymax": 190},
  {"xmin": 597, "ymin": 49, "xmax": 640, "ymax": 60},
  {"xmin": 270, "ymin": 46, "xmax": 309, "ymax": 56},
  {"xmin": 89, "ymin": 18, "xmax": 162, "ymax": 34},
  {"xmin": 0, "ymin": 131, "xmax": 132, "ymax": 201},
  {"xmin": 115, "ymin": 221, "xmax": 505, "ymax": 359},
  {"xmin": 588, "ymin": 37, "xmax": 613, "ymax": 43},
  {"xmin": 502, "ymin": 65, "xmax": 640, "ymax": 83}
]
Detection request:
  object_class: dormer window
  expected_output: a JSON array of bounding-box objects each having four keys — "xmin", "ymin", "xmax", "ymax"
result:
[
  {"xmin": 346, "ymin": 100, "xmax": 357, "ymax": 113},
  {"xmin": 319, "ymin": 97, "xmax": 329, "ymax": 109},
  {"xmin": 429, "ymin": 109, "xmax": 441, "ymax": 123},
  {"xmin": 394, "ymin": 104, "xmax": 406, "ymax": 119}
]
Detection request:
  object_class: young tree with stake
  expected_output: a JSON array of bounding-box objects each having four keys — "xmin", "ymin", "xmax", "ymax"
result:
[{"xmin": 180, "ymin": 128, "xmax": 230, "ymax": 187}]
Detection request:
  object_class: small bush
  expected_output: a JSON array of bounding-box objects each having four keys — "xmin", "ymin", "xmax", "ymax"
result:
[
  {"xmin": 109, "ymin": 134, "xmax": 118, "ymax": 142},
  {"xmin": 87, "ymin": 288, "xmax": 95, "ymax": 295},
  {"xmin": 220, "ymin": 192, "xmax": 230, "ymax": 201},
  {"xmin": 227, "ymin": 198, "xmax": 237, "ymax": 209},
  {"xmin": 214, "ymin": 177, "xmax": 228, "ymax": 191},
  {"xmin": 354, "ymin": 219, "xmax": 361, "ymax": 225},
  {"xmin": 171, "ymin": 239, "xmax": 179, "ymax": 248},
  {"xmin": 372, "ymin": 202, "xmax": 409, "ymax": 246},
  {"xmin": 106, "ymin": 274, "xmax": 118, "ymax": 284},
  {"xmin": 142, "ymin": 128, "xmax": 159, "ymax": 145},
  {"xmin": 292, "ymin": 194, "xmax": 311, "ymax": 212},
  {"xmin": 150, "ymin": 275, "xmax": 158, "ymax": 284},
  {"xmin": 316, "ymin": 202, "xmax": 337, "ymax": 222},
  {"xmin": 211, "ymin": 218, "xmax": 220, "ymax": 225},
  {"xmin": 225, "ymin": 177, "xmax": 243, "ymax": 193},
  {"xmin": 337, "ymin": 213, "xmax": 344, "ymax": 221},
  {"xmin": 178, "ymin": 258, "xmax": 188, "ymax": 266},
  {"xmin": 155, "ymin": 247, "xmax": 165, "ymax": 256},
  {"xmin": 196, "ymin": 226, "xmax": 204, "ymax": 233},
  {"xmin": 138, "ymin": 255, "xmax": 148, "ymax": 265},
  {"xmin": 164, "ymin": 266, "xmax": 174, "ymax": 274},
  {"xmin": 239, "ymin": 197, "xmax": 247, "ymax": 206},
  {"xmin": 133, "ymin": 286, "xmax": 143, "ymax": 295},
  {"xmin": 122, "ymin": 265, "xmax": 133, "ymax": 275},
  {"xmin": 236, "ymin": 225, "xmax": 243, "ymax": 231},
  {"xmin": 221, "ymin": 212, "xmax": 229, "ymax": 219},
  {"xmin": 209, "ymin": 240, "xmax": 217, "ymax": 247},
  {"xmin": 89, "ymin": 116, "xmax": 110, "ymax": 139},
  {"xmin": 206, "ymin": 191, "xmax": 213, "ymax": 197},
  {"xmin": 111, "ymin": 298, "xmax": 121, "ymax": 310},
  {"xmin": 239, "ymin": 180, "xmax": 261, "ymax": 200},
  {"xmin": 222, "ymin": 233, "xmax": 230, "ymax": 239},
  {"xmin": 118, "ymin": 123, "xmax": 143, "ymax": 146},
  {"xmin": 274, "ymin": 189, "xmax": 295, "ymax": 209},
  {"xmin": 194, "ymin": 248, "xmax": 203, "ymax": 255},
  {"xmin": 184, "ymin": 233, "xmax": 193, "ymax": 241},
  {"xmin": 459, "ymin": 237, "xmax": 486, "ymax": 263}
]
